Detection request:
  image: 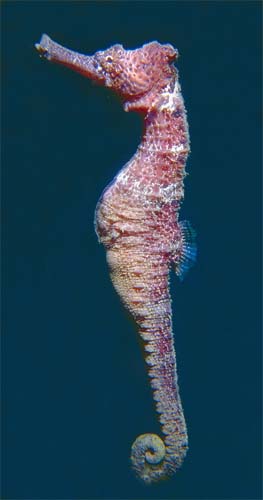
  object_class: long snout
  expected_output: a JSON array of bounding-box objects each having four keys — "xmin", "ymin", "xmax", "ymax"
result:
[{"xmin": 35, "ymin": 34, "xmax": 104, "ymax": 82}]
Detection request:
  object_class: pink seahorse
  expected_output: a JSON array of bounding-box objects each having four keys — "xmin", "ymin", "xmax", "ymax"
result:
[{"xmin": 35, "ymin": 35, "xmax": 196, "ymax": 484}]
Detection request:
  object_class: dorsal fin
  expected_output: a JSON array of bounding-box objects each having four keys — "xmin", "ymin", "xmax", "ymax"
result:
[{"xmin": 176, "ymin": 221, "xmax": 197, "ymax": 281}]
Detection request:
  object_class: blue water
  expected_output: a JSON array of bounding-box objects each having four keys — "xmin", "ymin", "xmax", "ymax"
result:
[{"xmin": 2, "ymin": 1, "xmax": 262, "ymax": 499}]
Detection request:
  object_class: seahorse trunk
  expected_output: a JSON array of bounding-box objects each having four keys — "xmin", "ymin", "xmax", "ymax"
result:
[{"xmin": 105, "ymin": 238, "xmax": 188, "ymax": 483}]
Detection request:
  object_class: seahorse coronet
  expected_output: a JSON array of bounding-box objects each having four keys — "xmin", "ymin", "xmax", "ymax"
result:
[{"xmin": 35, "ymin": 34, "xmax": 196, "ymax": 485}]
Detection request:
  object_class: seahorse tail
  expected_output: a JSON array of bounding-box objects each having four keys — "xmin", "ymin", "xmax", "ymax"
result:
[
  {"xmin": 130, "ymin": 323, "xmax": 189, "ymax": 483},
  {"xmin": 103, "ymin": 244, "xmax": 188, "ymax": 482}
]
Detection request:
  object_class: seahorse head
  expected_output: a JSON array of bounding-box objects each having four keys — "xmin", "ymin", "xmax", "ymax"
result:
[
  {"xmin": 36, "ymin": 35, "xmax": 178, "ymax": 113},
  {"xmin": 91, "ymin": 41, "xmax": 179, "ymax": 112}
]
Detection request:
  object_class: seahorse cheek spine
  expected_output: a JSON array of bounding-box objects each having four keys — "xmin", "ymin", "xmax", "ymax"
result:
[{"xmin": 35, "ymin": 35, "xmax": 196, "ymax": 484}]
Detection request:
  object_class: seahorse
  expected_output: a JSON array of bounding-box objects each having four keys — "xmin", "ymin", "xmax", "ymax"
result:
[{"xmin": 35, "ymin": 35, "xmax": 197, "ymax": 484}]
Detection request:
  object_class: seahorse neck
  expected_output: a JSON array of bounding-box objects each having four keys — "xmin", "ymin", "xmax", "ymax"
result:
[
  {"xmin": 123, "ymin": 83, "xmax": 190, "ymax": 201},
  {"xmin": 139, "ymin": 81, "xmax": 190, "ymax": 160}
]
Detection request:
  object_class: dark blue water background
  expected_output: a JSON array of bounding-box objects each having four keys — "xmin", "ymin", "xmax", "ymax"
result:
[{"xmin": 2, "ymin": 1, "xmax": 262, "ymax": 499}]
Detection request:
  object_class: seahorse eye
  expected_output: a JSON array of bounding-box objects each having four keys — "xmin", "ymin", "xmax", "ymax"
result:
[{"xmin": 105, "ymin": 56, "xmax": 113, "ymax": 63}]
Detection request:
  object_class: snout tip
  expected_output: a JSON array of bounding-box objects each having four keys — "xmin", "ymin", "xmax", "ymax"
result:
[{"xmin": 35, "ymin": 33, "xmax": 52, "ymax": 59}]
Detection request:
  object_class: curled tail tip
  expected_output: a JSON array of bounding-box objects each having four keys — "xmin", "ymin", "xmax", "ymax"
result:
[
  {"xmin": 131, "ymin": 432, "xmax": 187, "ymax": 484},
  {"xmin": 131, "ymin": 433, "xmax": 166, "ymax": 484},
  {"xmin": 131, "ymin": 432, "xmax": 188, "ymax": 484}
]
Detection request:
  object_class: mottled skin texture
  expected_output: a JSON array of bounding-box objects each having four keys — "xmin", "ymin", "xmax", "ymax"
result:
[{"xmin": 36, "ymin": 35, "xmax": 192, "ymax": 484}]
